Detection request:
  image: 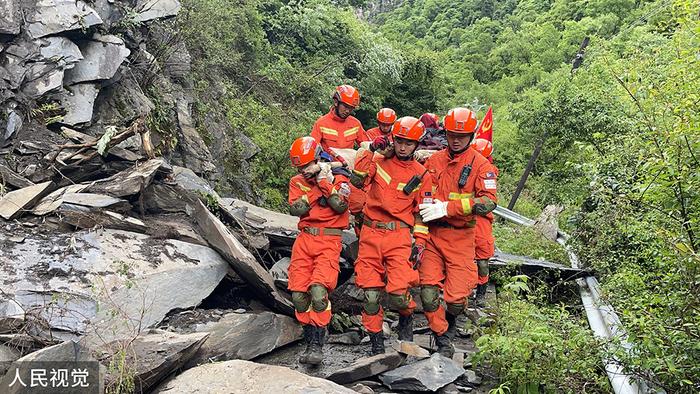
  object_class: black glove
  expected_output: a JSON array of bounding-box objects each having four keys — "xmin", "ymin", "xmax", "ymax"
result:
[
  {"xmin": 409, "ymin": 243, "xmax": 425, "ymax": 269},
  {"xmin": 331, "ymin": 166, "xmax": 352, "ymax": 178}
]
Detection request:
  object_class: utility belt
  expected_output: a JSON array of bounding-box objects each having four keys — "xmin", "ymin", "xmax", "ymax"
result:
[
  {"xmin": 302, "ymin": 227, "xmax": 344, "ymax": 236},
  {"xmin": 363, "ymin": 218, "xmax": 410, "ymax": 231},
  {"xmin": 429, "ymin": 220, "xmax": 476, "ymax": 230}
]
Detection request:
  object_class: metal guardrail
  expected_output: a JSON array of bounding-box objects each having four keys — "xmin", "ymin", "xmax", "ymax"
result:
[{"xmin": 493, "ymin": 206, "xmax": 662, "ymax": 394}]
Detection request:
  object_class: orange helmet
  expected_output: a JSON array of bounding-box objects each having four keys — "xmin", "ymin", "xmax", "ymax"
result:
[
  {"xmin": 391, "ymin": 116, "xmax": 425, "ymax": 141},
  {"xmin": 471, "ymin": 138, "xmax": 493, "ymax": 158},
  {"xmin": 376, "ymin": 108, "xmax": 397, "ymax": 124},
  {"xmin": 289, "ymin": 136, "xmax": 321, "ymax": 167},
  {"xmin": 333, "ymin": 85, "xmax": 360, "ymax": 107},
  {"xmin": 443, "ymin": 107, "xmax": 478, "ymax": 134}
]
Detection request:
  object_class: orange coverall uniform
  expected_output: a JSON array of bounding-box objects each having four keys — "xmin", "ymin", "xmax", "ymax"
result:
[
  {"xmin": 311, "ymin": 110, "xmax": 368, "ymax": 215},
  {"xmin": 365, "ymin": 127, "xmax": 386, "ymax": 142},
  {"xmin": 421, "ymin": 148, "xmax": 497, "ymax": 334},
  {"xmin": 353, "ymin": 149, "xmax": 432, "ymax": 333},
  {"xmin": 288, "ymin": 173, "xmax": 351, "ymax": 327},
  {"xmin": 475, "ymin": 164, "xmax": 499, "ymax": 285}
]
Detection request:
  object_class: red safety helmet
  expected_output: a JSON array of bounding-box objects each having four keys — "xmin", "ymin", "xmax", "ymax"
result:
[
  {"xmin": 471, "ymin": 138, "xmax": 493, "ymax": 158},
  {"xmin": 376, "ymin": 108, "xmax": 397, "ymax": 124},
  {"xmin": 443, "ymin": 107, "xmax": 478, "ymax": 134},
  {"xmin": 391, "ymin": 116, "xmax": 425, "ymax": 141},
  {"xmin": 289, "ymin": 136, "xmax": 321, "ymax": 167},
  {"xmin": 333, "ymin": 85, "xmax": 360, "ymax": 107}
]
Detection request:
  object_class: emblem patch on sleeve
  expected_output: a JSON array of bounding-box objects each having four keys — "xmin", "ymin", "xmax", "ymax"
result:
[
  {"xmin": 338, "ymin": 183, "xmax": 351, "ymax": 197},
  {"xmin": 484, "ymin": 179, "xmax": 497, "ymax": 190},
  {"xmin": 422, "ymin": 191, "xmax": 433, "ymax": 204}
]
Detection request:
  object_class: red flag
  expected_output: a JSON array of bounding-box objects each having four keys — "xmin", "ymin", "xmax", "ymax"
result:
[{"xmin": 476, "ymin": 106, "xmax": 493, "ymax": 142}]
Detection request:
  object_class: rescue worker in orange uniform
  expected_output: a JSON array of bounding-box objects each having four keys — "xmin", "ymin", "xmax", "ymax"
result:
[
  {"xmin": 365, "ymin": 108, "xmax": 397, "ymax": 141},
  {"xmin": 287, "ymin": 136, "xmax": 352, "ymax": 365},
  {"xmin": 351, "ymin": 117, "xmax": 433, "ymax": 355},
  {"xmin": 418, "ymin": 108, "xmax": 497, "ymax": 357},
  {"xmin": 471, "ymin": 138, "xmax": 498, "ymax": 307},
  {"xmin": 310, "ymin": 85, "xmax": 368, "ymax": 230},
  {"xmin": 311, "ymin": 85, "xmax": 367, "ymax": 154},
  {"xmin": 352, "ymin": 108, "xmax": 398, "ymax": 235}
]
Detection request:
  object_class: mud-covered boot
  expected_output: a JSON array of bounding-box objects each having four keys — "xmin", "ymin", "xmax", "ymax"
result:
[
  {"xmin": 475, "ymin": 284, "xmax": 487, "ymax": 308},
  {"xmin": 397, "ymin": 314, "xmax": 414, "ymax": 341},
  {"xmin": 304, "ymin": 326, "xmax": 325, "ymax": 365},
  {"xmin": 298, "ymin": 325, "xmax": 314, "ymax": 364},
  {"xmin": 434, "ymin": 313, "xmax": 457, "ymax": 358},
  {"xmin": 369, "ymin": 332, "xmax": 385, "ymax": 355}
]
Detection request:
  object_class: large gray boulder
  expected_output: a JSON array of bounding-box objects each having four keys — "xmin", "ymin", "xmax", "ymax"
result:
[
  {"xmin": 0, "ymin": 0, "xmax": 21, "ymax": 35},
  {"xmin": 185, "ymin": 312, "xmax": 301, "ymax": 367},
  {"xmin": 134, "ymin": 0, "xmax": 182, "ymax": 22},
  {"xmin": 103, "ymin": 329, "xmax": 209, "ymax": 393},
  {"xmin": 154, "ymin": 360, "xmax": 355, "ymax": 393},
  {"xmin": 0, "ymin": 228, "xmax": 229, "ymax": 344},
  {"xmin": 61, "ymin": 83, "xmax": 100, "ymax": 125},
  {"xmin": 0, "ymin": 340, "xmax": 104, "ymax": 393},
  {"xmin": 379, "ymin": 353, "xmax": 465, "ymax": 392},
  {"xmin": 25, "ymin": 0, "xmax": 103, "ymax": 39},
  {"xmin": 327, "ymin": 351, "xmax": 405, "ymax": 384},
  {"xmin": 65, "ymin": 34, "xmax": 130, "ymax": 85}
]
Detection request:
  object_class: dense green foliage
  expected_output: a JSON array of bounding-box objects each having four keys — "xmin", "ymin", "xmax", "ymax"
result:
[{"xmin": 178, "ymin": 0, "xmax": 699, "ymax": 391}]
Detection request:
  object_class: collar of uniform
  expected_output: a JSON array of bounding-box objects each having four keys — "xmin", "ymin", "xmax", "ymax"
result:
[
  {"xmin": 389, "ymin": 155, "xmax": 413, "ymax": 168},
  {"xmin": 448, "ymin": 148, "xmax": 471, "ymax": 163},
  {"xmin": 327, "ymin": 109, "xmax": 347, "ymax": 123}
]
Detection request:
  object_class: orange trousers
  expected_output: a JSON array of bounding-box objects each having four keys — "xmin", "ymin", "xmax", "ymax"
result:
[
  {"xmin": 475, "ymin": 217, "xmax": 494, "ymax": 285},
  {"xmin": 288, "ymin": 231, "xmax": 342, "ymax": 327},
  {"xmin": 354, "ymin": 225, "xmax": 419, "ymax": 333},
  {"xmin": 419, "ymin": 226, "xmax": 477, "ymax": 335}
]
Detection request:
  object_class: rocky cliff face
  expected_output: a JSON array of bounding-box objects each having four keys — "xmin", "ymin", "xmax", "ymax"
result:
[{"xmin": 0, "ymin": 0, "xmax": 256, "ymax": 199}]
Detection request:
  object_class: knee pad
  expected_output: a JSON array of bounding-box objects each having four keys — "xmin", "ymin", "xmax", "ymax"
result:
[
  {"xmin": 477, "ymin": 259, "xmax": 490, "ymax": 277},
  {"xmin": 309, "ymin": 284, "xmax": 329, "ymax": 312},
  {"xmin": 291, "ymin": 291, "xmax": 310, "ymax": 313},
  {"xmin": 420, "ymin": 286, "xmax": 440, "ymax": 312},
  {"xmin": 363, "ymin": 288, "xmax": 382, "ymax": 315},
  {"xmin": 388, "ymin": 292, "xmax": 411, "ymax": 311},
  {"xmin": 446, "ymin": 302, "xmax": 465, "ymax": 316}
]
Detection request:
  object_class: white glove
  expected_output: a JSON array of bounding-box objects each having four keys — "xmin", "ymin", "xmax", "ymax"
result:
[
  {"xmin": 359, "ymin": 141, "xmax": 372, "ymax": 151},
  {"xmin": 316, "ymin": 162, "xmax": 334, "ymax": 184},
  {"xmin": 419, "ymin": 199, "xmax": 448, "ymax": 222},
  {"xmin": 414, "ymin": 149, "xmax": 436, "ymax": 163}
]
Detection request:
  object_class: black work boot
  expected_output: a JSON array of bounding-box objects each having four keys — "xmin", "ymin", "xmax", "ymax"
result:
[
  {"xmin": 299, "ymin": 325, "xmax": 314, "ymax": 364},
  {"xmin": 434, "ymin": 313, "xmax": 457, "ymax": 358},
  {"xmin": 369, "ymin": 332, "xmax": 385, "ymax": 355},
  {"xmin": 304, "ymin": 326, "xmax": 325, "ymax": 365},
  {"xmin": 397, "ymin": 314, "xmax": 414, "ymax": 341},
  {"xmin": 475, "ymin": 284, "xmax": 487, "ymax": 308}
]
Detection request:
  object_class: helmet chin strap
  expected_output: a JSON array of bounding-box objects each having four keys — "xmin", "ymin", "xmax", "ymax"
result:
[
  {"xmin": 449, "ymin": 133, "xmax": 474, "ymax": 156},
  {"xmin": 334, "ymin": 103, "xmax": 348, "ymax": 119}
]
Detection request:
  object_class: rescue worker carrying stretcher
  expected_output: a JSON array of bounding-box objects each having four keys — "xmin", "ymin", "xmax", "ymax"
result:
[
  {"xmin": 311, "ymin": 85, "xmax": 368, "ymax": 232},
  {"xmin": 287, "ymin": 136, "xmax": 352, "ymax": 365},
  {"xmin": 471, "ymin": 138, "xmax": 498, "ymax": 307},
  {"xmin": 351, "ymin": 116, "xmax": 433, "ymax": 355},
  {"xmin": 418, "ymin": 108, "xmax": 498, "ymax": 357},
  {"xmin": 353, "ymin": 108, "xmax": 398, "ymax": 236}
]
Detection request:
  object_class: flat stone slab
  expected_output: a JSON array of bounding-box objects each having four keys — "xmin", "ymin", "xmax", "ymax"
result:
[
  {"xmin": 327, "ymin": 351, "xmax": 405, "ymax": 384},
  {"xmin": 0, "ymin": 181, "xmax": 53, "ymax": 220},
  {"xmin": 379, "ymin": 353, "xmax": 465, "ymax": 392},
  {"xmin": 186, "ymin": 312, "xmax": 301, "ymax": 367},
  {"xmin": 26, "ymin": 0, "xmax": 102, "ymax": 39},
  {"xmin": 154, "ymin": 360, "xmax": 355, "ymax": 393}
]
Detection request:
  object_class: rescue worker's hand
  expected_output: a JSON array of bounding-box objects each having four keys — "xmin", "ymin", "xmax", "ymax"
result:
[
  {"xmin": 370, "ymin": 136, "xmax": 390, "ymax": 152},
  {"xmin": 316, "ymin": 162, "xmax": 334, "ymax": 184},
  {"xmin": 419, "ymin": 199, "xmax": 448, "ymax": 222},
  {"xmin": 359, "ymin": 141, "xmax": 372, "ymax": 151},
  {"xmin": 409, "ymin": 243, "xmax": 425, "ymax": 269},
  {"xmin": 413, "ymin": 149, "xmax": 435, "ymax": 163},
  {"xmin": 302, "ymin": 163, "xmax": 321, "ymax": 179},
  {"xmin": 334, "ymin": 154, "xmax": 348, "ymax": 167}
]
